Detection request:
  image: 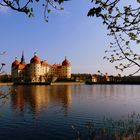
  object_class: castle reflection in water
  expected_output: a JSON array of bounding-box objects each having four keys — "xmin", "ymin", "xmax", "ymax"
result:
[{"xmin": 10, "ymin": 85, "xmax": 72, "ymax": 115}]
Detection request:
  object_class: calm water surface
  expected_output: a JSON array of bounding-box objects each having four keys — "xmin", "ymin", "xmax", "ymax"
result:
[{"xmin": 0, "ymin": 85, "xmax": 140, "ymax": 139}]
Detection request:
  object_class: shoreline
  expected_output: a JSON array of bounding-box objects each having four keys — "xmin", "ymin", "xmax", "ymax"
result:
[
  {"xmin": 0, "ymin": 82, "xmax": 85, "ymax": 86},
  {"xmin": 13, "ymin": 82, "xmax": 85, "ymax": 86},
  {"xmin": 1, "ymin": 81, "xmax": 140, "ymax": 86},
  {"xmin": 85, "ymin": 81, "xmax": 140, "ymax": 85},
  {"xmin": 50, "ymin": 82, "xmax": 85, "ymax": 85}
]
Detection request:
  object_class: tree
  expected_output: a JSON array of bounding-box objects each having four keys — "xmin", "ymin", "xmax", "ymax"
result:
[
  {"xmin": 0, "ymin": 51, "xmax": 9, "ymax": 102},
  {"xmin": 87, "ymin": 0, "xmax": 140, "ymax": 75},
  {"xmin": 0, "ymin": 0, "xmax": 68, "ymax": 21},
  {"xmin": 0, "ymin": 51, "xmax": 6, "ymax": 75}
]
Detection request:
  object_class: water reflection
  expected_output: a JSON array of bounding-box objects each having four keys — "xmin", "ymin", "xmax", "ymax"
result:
[
  {"xmin": 10, "ymin": 85, "xmax": 72, "ymax": 115},
  {"xmin": 1, "ymin": 85, "xmax": 140, "ymax": 140},
  {"xmin": 10, "ymin": 84, "xmax": 140, "ymax": 118}
]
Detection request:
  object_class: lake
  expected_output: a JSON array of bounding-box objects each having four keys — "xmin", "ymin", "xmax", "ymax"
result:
[{"xmin": 0, "ymin": 84, "xmax": 140, "ymax": 139}]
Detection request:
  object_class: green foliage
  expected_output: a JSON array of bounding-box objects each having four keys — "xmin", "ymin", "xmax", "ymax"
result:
[
  {"xmin": 0, "ymin": 0, "xmax": 67, "ymax": 21},
  {"xmin": 87, "ymin": 0, "xmax": 140, "ymax": 75}
]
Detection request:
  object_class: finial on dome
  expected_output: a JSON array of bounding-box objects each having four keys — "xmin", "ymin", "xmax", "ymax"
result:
[
  {"xmin": 34, "ymin": 52, "xmax": 37, "ymax": 56},
  {"xmin": 65, "ymin": 56, "xmax": 67, "ymax": 60},
  {"xmin": 15, "ymin": 56, "xmax": 18, "ymax": 60}
]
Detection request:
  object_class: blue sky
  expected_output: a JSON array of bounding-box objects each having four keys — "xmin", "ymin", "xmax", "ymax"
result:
[{"xmin": 0, "ymin": 0, "xmax": 136, "ymax": 75}]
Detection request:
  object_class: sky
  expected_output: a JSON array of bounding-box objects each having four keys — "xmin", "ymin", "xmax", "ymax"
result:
[{"xmin": 0, "ymin": 0, "xmax": 139, "ymax": 75}]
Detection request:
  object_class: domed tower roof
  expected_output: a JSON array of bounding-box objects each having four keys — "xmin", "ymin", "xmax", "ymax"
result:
[
  {"xmin": 30, "ymin": 52, "xmax": 41, "ymax": 64},
  {"xmin": 62, "ymin": 56, "xmax": 71, "ymax": 66},
  {"xmin": 12, "ymin": 57, "xmax": 19, "ymax": 67}
]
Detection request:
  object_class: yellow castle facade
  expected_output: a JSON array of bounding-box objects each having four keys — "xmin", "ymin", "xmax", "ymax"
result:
[{"xmin": 11, "ymin": 52, "xmax": 71, "ymax": 82}]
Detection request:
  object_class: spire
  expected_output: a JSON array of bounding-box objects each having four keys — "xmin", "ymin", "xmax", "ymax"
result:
[
  {"xmin": 15, "ymin": 56, "xmax": 18, "ymax": 61},
  {"xmin": 20, "ymin": 51, "xmax": 25, "ymax": 64},
  {"xmin": 34, "ymin": 52, "xmax": 37, "ymax": 56},
  {"xmin": 65, "ymin": 56, "xmax": 67, "ymax": 60}
]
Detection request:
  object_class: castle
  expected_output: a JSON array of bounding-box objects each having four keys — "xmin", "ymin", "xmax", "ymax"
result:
[{"xmin": 11, "ymin": 52, "xmax": 71, "ymax": 82}]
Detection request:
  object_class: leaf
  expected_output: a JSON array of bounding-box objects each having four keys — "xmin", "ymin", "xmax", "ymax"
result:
[
  {"xmin": 115, "ymin": 66, "xmax": 118, "ymax": 69},
  {"xmin": 128, "ymin": 32, "xmax": 137, "ymax": 40},
  {"xmin": 124, "ymin": 53, "xmax": 130, "ymax": 56},
  {"xmin": 60, "ymin": 8, "xmax": 64, "ymax": 10},
  {"xmin": 48, "ymin": 9, "xmax": 51, "ymax": 13},
  {"xmin": 138, "ymin": 57, "xmax": 140, "ymax": 60},
  {"xmin": 136, "ymin": 40, "xmax": 140, "ymax": 44},
  {"xmin": 125, "ymin": 41, "xmax": 130, "ymax": 46}
]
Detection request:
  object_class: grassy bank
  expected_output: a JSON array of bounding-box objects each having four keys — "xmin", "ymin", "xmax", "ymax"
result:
[
  {"xmin": 50, "ymin": 82, "xmax": 85, "ymax": 85},
  {"xmin": 0, "ymin": 82, "xmax": 13, "ymax": 86}
]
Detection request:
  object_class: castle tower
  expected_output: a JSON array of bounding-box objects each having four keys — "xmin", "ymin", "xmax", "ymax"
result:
[
  {"xmin": 62, "ymin": 56, "xmax": 71, "ymax": 79},
  {"xmin": 11, "ymin": 57, "xmax": 20, "ymax": 82},
  {"xmin": 30, "ymin": 52, "xmax": 41, "ymax": 82}
]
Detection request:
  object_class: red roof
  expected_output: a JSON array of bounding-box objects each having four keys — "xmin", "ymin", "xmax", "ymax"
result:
[
  {"xmin": 15, "ymin": 64, "xmax": 26, "ymax": 70},
  {"xmin": 12, "ymin": 60, "xmax": 19, "ymax": 67},
  {"xmin": 30, "ymin": 55, "xmax": 40, "ymax": 64},
  {"xmin": 52, "ymin": 64, "xmax": 61, "ymax": 68},
  {"xmin": 62, "ymin": 58, "xmax": 71, "ymax": 66}
]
